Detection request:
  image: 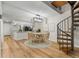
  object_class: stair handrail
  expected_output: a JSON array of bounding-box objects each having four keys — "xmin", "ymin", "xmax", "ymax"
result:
[
  {"xmin": 57, "ymin": 16, "xmax": 71, "ymax": 26},
  {"xmin": 57, "ymin": 16, "xmax": 71, "ymax": 37},
  {"xmin": 57, "ymin": 27, "xmax": 71, "ymax": 36}
]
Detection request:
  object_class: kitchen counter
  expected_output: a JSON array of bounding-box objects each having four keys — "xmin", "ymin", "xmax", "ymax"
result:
[{"xmin": 13, "ymin": 31, "xmax": 31, "ymax": 40}]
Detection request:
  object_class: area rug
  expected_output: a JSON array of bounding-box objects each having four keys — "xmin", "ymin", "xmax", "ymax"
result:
[{"xmin": 24, "ymin": 40, "xmax": 52, "ymax": 48}]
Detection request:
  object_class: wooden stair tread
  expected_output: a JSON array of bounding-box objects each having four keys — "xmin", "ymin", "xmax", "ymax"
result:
[
  {"xmin": 74, "ymin": 20, "xmax": 79, "ymax": 22},
  {"xmin": 64, "ymin": 31, "xmax": 71, "ymax": 32},
  {"xmin": 74, "ymin": 15, "xmax": 79, "ymax": 18},
  {"xmin": 62, "ymin": 31, "xmax": 71, "ymax": 34},
  {"xmin": 73, "ymin": 1, "xmax": 79, "ymax": 9},
  {"xmin": 59, "ymin": 34, "xmax": 67, "ymax": 36},
  {"xmin": 61, "ymin": 32, "xmax": 71, "ymax": 36},
  {"xmin": 58, "ymin": 36, "xmax": 71, "ymax": 39},
  {"xmin": 58, "ymin": 37, "xmax": 71, "ymax": 40},
  {"xmin": 58, "ymin": 40, "xmax": 71, "ymax": 43},
  {"xmin": 74, "ymin": 7, "xmax": 79, "ymax": 14},
  {"xmin": 58, "ymin": 42, "xmax": 71, "ymax": 45},
  {"xmin": 74, "ymin": 24, "xmax": 79, "ymax": 26},
  {"xmin": 59, "ymin": 34, "xmax": 71, "ymax": 37},
  {"xmin": 63, "ymin": 31, "xmax": 71, "ymax": 34}
]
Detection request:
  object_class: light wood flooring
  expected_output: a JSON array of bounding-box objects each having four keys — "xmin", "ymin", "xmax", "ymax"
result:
[{"xmin": 0, "ymin": 36, "xmax": 79, "ymax": 58}]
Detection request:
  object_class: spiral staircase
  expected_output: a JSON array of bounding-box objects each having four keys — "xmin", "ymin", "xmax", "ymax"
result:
[{"xmin": 57, "ymin": 1, "xmax": 79, "ymax": 54}]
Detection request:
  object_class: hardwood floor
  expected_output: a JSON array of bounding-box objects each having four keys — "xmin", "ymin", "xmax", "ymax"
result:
[{"xmin": 1, "ymin": 36, "xmax": 79, "ymax": 58}]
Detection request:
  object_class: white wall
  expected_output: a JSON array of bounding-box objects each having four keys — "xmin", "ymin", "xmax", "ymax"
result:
[
  {"xmin": 3, "ymin": 22, "xmax": 12, "ymax": 35},
  {"xmin": 62, "ymin": 3, "xmax": 71, "ymax": 12},
  {"xmin": 0, "ymin": 1, "xmax": 2, "ymax": 37},
  {"xmin": 0, "ymin": 19, "xmax": 3, "ymax": 42},
  {"xmin": 0, "ymin": 20, "xmax": 1, "ymax": 38},
  {"xmin": 74, "ymin": 29, "xmax": 79, "ymax": 47},
  {"xmin": 0, "ymin": 1, "xmax": 3, "ymax": 47},
  {"xmin": 33, "ymin": 22, "xmax": 43, "ymax": 31},
  {"xmin": 13, "ymin": 21, "xmax": 32, "ymax": 26},
  {"xmin": 47, "ymin": 16, "xmax": 60, "ymax": 42},
  {"xmin": 0, "ymin": 1, "xmax": 2, "ymax": 15},
  {"xmin": 0, "ymin": 21, "xmax": 1, "ymax": 38}
]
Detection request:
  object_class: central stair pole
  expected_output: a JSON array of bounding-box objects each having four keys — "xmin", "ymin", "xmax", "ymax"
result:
[{"xmin": 71, "ymin": 4, "xmax": 74, "ymax": 51}]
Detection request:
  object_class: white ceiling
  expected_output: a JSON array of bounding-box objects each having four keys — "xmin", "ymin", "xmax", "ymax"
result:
[{"xmin": 2, "ymin": 1, "xmax": 60, "ymax": 22}]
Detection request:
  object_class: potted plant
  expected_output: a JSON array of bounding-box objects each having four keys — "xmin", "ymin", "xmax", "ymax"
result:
[{"xmin": 36, "ymin": 29, "xmax": 41, "ymax": 32}]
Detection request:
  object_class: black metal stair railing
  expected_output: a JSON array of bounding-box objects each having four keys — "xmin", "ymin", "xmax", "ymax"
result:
[
  {"xmin": 57, "ymin": 1, "xmax": 78, "ymax": 54},
  {"xmin": 57, "ymin": 16, "xmax": 73, "ymax": 54}
]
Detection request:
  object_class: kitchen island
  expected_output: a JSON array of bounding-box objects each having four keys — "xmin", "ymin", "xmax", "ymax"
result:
[{"xmin": 13, "ymin": 31, "xmax": 30, "ymax": 40}]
